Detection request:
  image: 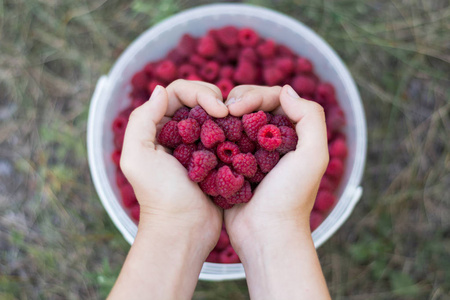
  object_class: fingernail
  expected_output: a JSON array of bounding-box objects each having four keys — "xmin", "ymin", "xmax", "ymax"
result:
[
  {"xmin": 216, "ymin": 98, "xmax": 226, "ymax": 107},
  {"xmin": 287, "ymin": 85, "xmax": 300, "ymax": 99},
  {"xmin": 149, "ymin": 85, "xmax": 162, "ymax": 101},
  {"xmin": 226, "ymin": 97, "xmax": 236, "ymax": 106}
]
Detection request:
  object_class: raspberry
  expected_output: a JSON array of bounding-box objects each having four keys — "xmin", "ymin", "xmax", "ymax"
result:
[
  {"xmin": 329, "ymin": 138, "xmax": 348, "ymax": 159},
  {"xmin": 275, "ymin": 57, "xmax": 295, "ymax": 75},
  {"xmin": 201, "ymin": 119, "xmax": 226, "ymax": 148},
  {"xmin": 131, "ymin": 98, "xmax": 146, "ymax": 109},
  {"xmin": 213, "ymin": 195, "xmax": 234, "ymax": 209},
  {"xmin": 215, "ymin": 78, "xmax": 234, "ymax": 98},
  {"xmin": 220, "ymin": 65, "xmax": 234, "ymax": 79},
  {"xmin": 216, "ymin": 141, "xmax": 240, "ymax": 164},
  {"xmin": 319, "ymin": 175, "xmax": 337, "ymax": 191},
  {"xmin": 234, "ymin": 60, "xmax": 257, "ymax": 84},
  {"xmin": 315, "ymin": 83, "xmax": 335, "ymax": 106},
  {"xmin": 296, "ymin": 57, "xmax": 313, "ymax": 73},
  {"xmin": 120, "ymin": 184, "xmax": 137, "ymax": 208},
  {"xmin": 292, "ymin": 75, "xmax": 317, "ymax": 96},
  {"xmin": 248, "ymin": 167, "xmax": 265, "ymax": 183},
  {"xmin": 276, "ymin": 44, "xmax": 295, "ymax": 58},
  {"xmin": 112, "ymin": 115, "xmax": 128, "ymax": 135},
  {"xmin": 325, "ymin": 158, "xmax": 344, "ymax": 179},
  {"xmin": 116, "ymin": 168, "xmax": 129, "ymax": 187},
  {"xmin": 225, "ymin": 47, "xmax": 240, "ymax": 62},
  {"xmin": 157, "ymin": 120, "xmax": 182, "ymax": 148},
  {"xmin": 131, "ymin": 70, "xmax": 149, "ymax": 91},
  {"xmin": 270, "ymin": 114, "xmax": 294, "ymax": 128},
  {"xmin": 197, "ymin": 35, "xmax": 218, "ymax": 58},
  {"xmin": 242, "ymin": 111, "xmax": 268, "ymax": 141},
  {"xmin": 216, "ymin": 166, "xmax": 245, "ymax": 198},
  {"xmin": 130, "ymin": 89, "xmax": 149, "ymax": 103},
  {"xmin": 177, "ymin": 34, "xmax": 197, "ymax": 56},
  {"xmin": 130, "ymin": 204, "xmax": 140, "ymax": 222},
  {"xmin": 215, "ymin": 116, "xmax": 243, "ymax": 141},
  {"xmin": 189, "ymin": 105, "xmax": 212, "ymax": 125},
  {"xmin": 257, "ymin": 124, "xmax": 282, "ymax": 151},
  {"xmin": 215, "ymin": 229, "xmax": 230, "ymax": 251},
  {"xmin": 147, "ymin": 80, "xmax": 164, "ymax": 94},
  {"xmin": 257, "ymin": 39, "xmax": 276, "ymax": 58},
  {"xmin": 197, "ymin": 141, "xmax": 212, "ymax": 152},
  {"xmin": 326, "ymin": 107, "xmax": 346, "ymax": 131},
  {"xmin": 155, "ymin": 60, "xmax": 176, "ymax": 82},
  {"xmin": 263, "ymin": 66, "xmax": 284, "ymax": 86},
  {"xmin": 216, "ymin": 26, "xmax": 239, "ymax": 48},
  {"xmin": 111, "ymin": 150, "xmax": 121, "ymax": 166},
  {"xmin": 178, "ymin": 64, "xmax": 197, "ymax": 79},
  {"xmin": 238, "ymin": 28, "xmax": 259, "ymax": 47},
  {"xmin": 167, "ymin": 49, "xmax": 186, "ymax": 65},
  {"xmin": 265, "ymin": 112, "xmax": 273, "ymax": 124},
  {"xmin": 199, "ymin": 170, "xmax": 219, "ymax": 196},
  {"xmin": 172, "ymin": 106, "xmax": 190, "ymax": 122},
  {"xmin": 220, "ymin": 245, "xmax": 240, "ymax": 263},
  {"xmin": 205, "ymin": 250, "xmax": 220, "ymax": 263},
  {"xmin": 114, "ymin": 134, "xmax": 125, "ymax": 150},
  {"xmin": 277, "ymin": 126, "xmax": 298, "ymax": 154},
  {"xmin": 240, "ymin": 47, "xmax": 258, "ymax": 63},
  {"xmin": 310, "ymin": 211, "xmax": 324, "ymax": 231},
  {"xmin": 227, "ymin": 181, "xmax": 252, "ymax": 204},
  {"xmin": 189, "ymin": 54, "xmax": 207, "ymax": 67},
  {"xmin": 143, "ymin": 62, "xmax": 155, "ymax": 76},
  {"xmin": 232, "ymin": 153, "xmax": 257, "ymax": 178},
  {"xmin": 188, "ymin": 150, "xmax": 218, "ymax": 182},
  {"xmin": 178, "ymin": 118, "xmax": 200, "ymax": 144},
  {"xmin": 255, "ymin": 149, "xmax": 280, "ymax": 173},
  {"xmin": 237, "ymin": 133, "xmax": 256, "ymax": 153},
  {"xmin": 173, "ymin": 144, "xmax": 196, "ymax": 168},
  {"xmin": 314, "ymin": 190, "xmax": 336, "ymax": 211},
  {"xmin": 200, "ymin": 61, "xmax": 220, "ymax": 82},
  {"xmin": 186, "ymin": 74, "xmax": 202, "ymax": 81}
]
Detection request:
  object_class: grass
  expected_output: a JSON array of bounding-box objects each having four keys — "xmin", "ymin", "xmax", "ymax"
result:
[{"xmin": 0, "ymin": 0, "xmax": 449, "ymax": 299}]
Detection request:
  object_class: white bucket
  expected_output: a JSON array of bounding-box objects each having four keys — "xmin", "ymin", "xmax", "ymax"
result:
[{"xmin": 87, "ymin": 3, "xmax": 367, "ymax": 281}]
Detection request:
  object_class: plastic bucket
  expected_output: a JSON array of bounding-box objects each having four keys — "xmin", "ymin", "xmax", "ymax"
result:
[{"xmin": 87, "ymin": 3, "xmax": 367, "ymax": 281}]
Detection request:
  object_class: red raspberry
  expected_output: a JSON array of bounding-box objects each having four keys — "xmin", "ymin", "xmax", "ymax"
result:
[
  {"xmin": 131, "ymin": 98, "xmax": 146, "ymax": 109},
  {"xmin": 234, "ymin": 60, "xmax": 257, "ymax": 84},
  {"xmin": 314, "ymin": 190, "xmax": 336, "ymax": 211},
  {"xmin": 112, "ymin": 115, "xmax": 128, "ymax": 135},
  {"xmin": 255, "ymin": 149, "xmax": 280, "ymax": 173},
  {"xmin": 205, "ymin": 250, "xmax": 220, "ymax": 263},
  {"xmin": 120, "ymin": 184, "xmax": 137, "ymax": 208},
  {"xmin": 326, "ymin": 107, "xmax": 346, "ymax": 131},
  {"xmin": 215, "ymin": 229, "xmax": 230, "ymax": 251},
  {"xmin": 177, "ymin": 118, "xmax": 200, "ymax": 144},
  {"xmin": 147, "ymin": 80, "xmax": 164, "ymax": 94},
  {"xmin": 225, "ymin": 47, "xmax": 240, "ymax": 62},
  {"xmin": 276, "ymin": 44, "xmax": 295, "ymax": 58},
  {"xmin": 242, "ymin": 111, "xmax": 268, "ymax": 141},
  {"xmin": 216, "ymin": 141, "xmax": 240, "ymax": 164},
  {"xmin": 197, "ymin": 35, "xmax": 218, "ymax": 58},
  {"xmin": 143, "ymin": 62, "xmax": 155, "ymax": 76},
  {"xmin": 130, "ymin": 89, "xmax": 149, "ymax": 103},
  {"xmin": 173, "ymin": 144, "xmax": 196, "ymax": 168},
  {"xmin": 232, "ymin": 153, "xmax": 257, "ymax": 178},
  {"xmin": 270, "ymin": 114, "xmax": 294, "ymax": 128},
  {"xmin": 201, "ymin": 119, "xmax": 226, "ymax": 148},
  {"xmin": 177, "ymin": 34, "xmax": 197, "ymax": 56},
  {"xmin": 315, "ymin": 83, "xmax": 336, "ymax": 106},
  {"xmin": 188, "ymin": 150, "xmax": 218, "ymax": 182},
  {"xmin": 248, "ymin": 167, "xmax": 265, "ymax": 183},
  {"xmin": 238, "ymin": 28, "xmax": 259, "ymax": 47},
  {"xmin": 197, "ymin": 141, "xmax": 212, "ymax": 152},
  {"xmin": 116, "ymin": 168, "xmax": 129, "ymax": 187},
  {"xmin": 220, "ymin": 65, "xmax": 235, "ymax": 79},
  {"xmin": 114, "ymin": 133, "xmax": 125, "ymax": 150},
  {"xmin": 215, "ymin": 78, "xmax": 234, "ymax": 99},
  {"xmin": 157, "ymin": 120, "xmax": 182, "ymax": 149},
  {"xmin": 292, "ymin": 75, "xmax": 317, "ymax": 96},
  {"xmin": 329, "ymin": 138, "xmax": 348, "ymax": 159},
  {"xmin": 310, "ymin": 211, "xmax": 324, "ymax": 231},
  {"xmin": 178, "ymin": 64, "xmax": 197, "ymax": 79},
  {"xmin": 237, "ymin": 133, "xmax": 256, "ymax": 153},
  {"xmin": 227, "ymin": 181, "xmax": 252, "ymax": 204},
  {"xmin": 189, "ymin": 105, "xmax": 212, "ymax": 125},
  {"xmin": 263, "ymin": 66, "xmax": 284, "ymax": 86},
  {"xmin": 186, "ymin": 74, "xmax": 202, "ymax": 81},
  {"xmin": 296, "ymin": 57, "xmax": 313, "ymax": 73},
  {"xmin": 257, "ymin": 39, "xmax": 276, "ymax": 58},
  {"xmin": 189, "ymin": 54, "xmax": 207, "ymax": 67},
  {"xmin": 215, "ymin": 116, "xmax": 243, "ymax": 141},
  {"xmin": 276, "ymin": 57, "xmax": 295, "ymax": 75},
  {"xmin": 278, "ymin": 126, "xmax": 298, "ymax": 154},
  {"xmin": 172, "ymin": 106, "xmax": 190, "ymax": 122},
  {"xmin": 111, "ymin": 150, "xmax": 121, "ymax": 166},
  {"xmin": 216, "ymin": 166, "xmax": 245, "ymax": 198},
  {"xmin": 167, "ymin": 49, "xmax": 186, "ymax": 65},
  {"xmin": 240, "ymin": 47, "xmax": 258, "ymax": 63},
  {"xmin": 200, "ymin": 61, "xmax": 220, "ymax": 82},
  {"xmin": 265, "ymin": 112, "xmax": 273, "ymax": 124},
  {"xmin": 220, "ymin": 245, "xmax": 240, "ymax": 263},
  {"xmin": 319, "ymin": 175, "xmax": 338, "ymax": 191},
  {"xmin": 216, "ymin": 26, "xmax": 239, "ymax": 48},
  {"xmin": 131, "ymin": 70, "xmax": 149, "ymax": 91},
  {"xmin": 325, "ymin": 158, "xmax": 344, "ymax": 179},
  {"xmin": 155, "ymin": 60, "xmax": 176, "ymax": 82},
  {"xmin": 257, "ymin": 125, "xmax": 282, "ymax": 151},
  {"xmin": 199, "ymin": 170, "xmax": 219, "ymax": 196},
  {"xmin": 130, "ymin": 204, "xmax": 140, "ymax": 222},
  {"xmin": 213, "ymin": 195, "xmax": 234, "ymax": 209}
]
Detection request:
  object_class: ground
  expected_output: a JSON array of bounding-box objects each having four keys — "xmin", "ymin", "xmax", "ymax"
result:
[{"xmin": 0, "ymin": 0, "xmax": 449, "ymax": 299}]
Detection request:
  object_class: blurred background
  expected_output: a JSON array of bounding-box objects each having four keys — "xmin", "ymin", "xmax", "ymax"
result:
[{"xmin": 0, "ymin": 0, "xmax": 449, "ymax": 299}]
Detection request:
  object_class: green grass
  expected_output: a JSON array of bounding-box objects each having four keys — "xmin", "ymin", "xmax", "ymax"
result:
[{"xmin": 1, "ymin": 0, "xmax": 449, "ymax": 299}]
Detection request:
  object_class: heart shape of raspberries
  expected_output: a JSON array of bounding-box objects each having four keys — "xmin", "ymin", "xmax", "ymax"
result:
[{"xmin": 157, "ymin": 106, "xmax": 298, "ymax": 209}]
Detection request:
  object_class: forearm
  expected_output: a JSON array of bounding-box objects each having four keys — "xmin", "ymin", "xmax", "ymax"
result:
[
  {"xmin": 108, "ymin": 217, "xmax": 208, "ymax": 300},
  {"xmin": 238, "ymin": 221, "xmax": 331, "ymax": 300}
]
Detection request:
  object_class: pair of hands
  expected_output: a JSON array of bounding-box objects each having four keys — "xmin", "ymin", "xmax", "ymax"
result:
[{"xmin": 120, "ymin": 79, "xmax": 329, "ymax": 259}]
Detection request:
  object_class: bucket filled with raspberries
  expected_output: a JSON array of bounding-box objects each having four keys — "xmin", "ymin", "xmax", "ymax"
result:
[{"xmin": 87, "ymin": 4, "xmax": 367, "ymax": 280}]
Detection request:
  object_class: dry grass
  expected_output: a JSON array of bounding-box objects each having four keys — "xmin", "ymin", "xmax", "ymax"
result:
[{"xmin": 0, "ymin": 0, "xmax": 449, "ymax": 299}]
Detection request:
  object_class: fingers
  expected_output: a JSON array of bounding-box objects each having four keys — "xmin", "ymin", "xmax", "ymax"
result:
[
  {"xmin": 121, "ymin": 86, "xmax": 168, "ymax": 171},
  {"xmin": 279, "ymin": 85, "xmax": 329, "ymax": 164},
  {"xmin": 226, "ymin": 85, "xmax": 282, "ymax": 117},
  {"xmin": 166, "ymin": 79, "xmax": 228, "ymax": 118}
]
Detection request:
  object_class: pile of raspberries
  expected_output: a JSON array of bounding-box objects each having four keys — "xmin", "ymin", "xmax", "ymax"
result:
[
  {"xmin": 111, "ymin": 26, "xmax": 348, "ymax": 263},
  {"xmin": 158, "ymin": 106, "xmax": 298, "ymax": 208}
]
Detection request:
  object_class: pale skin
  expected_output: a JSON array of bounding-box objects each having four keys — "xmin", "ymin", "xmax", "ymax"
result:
[{"xmin": 108, "ymin": 79, "xmax": 331, "ymax": 300}]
